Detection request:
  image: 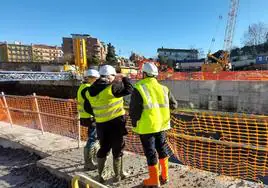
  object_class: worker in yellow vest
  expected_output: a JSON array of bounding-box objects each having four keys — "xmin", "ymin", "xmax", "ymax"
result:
[
  {"xmin": 77, "ymin": 69, "xmax": 100, "ymax": 170},
  {"xmin": 129, "ymin": 62, "xmax": 177, "ymax": 187},
  {"xmin": 84, "ymin": 65, "xmax": 133, "ymax": 183}
]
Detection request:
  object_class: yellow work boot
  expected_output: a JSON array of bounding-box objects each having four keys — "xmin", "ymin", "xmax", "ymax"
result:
[
  {"xmin": 159, "ymin": 157, "xmax": 169, "ymax": 185},
  {"xmin": 143, "ymin": 164, "xmax": 160, "ymax": 188}
]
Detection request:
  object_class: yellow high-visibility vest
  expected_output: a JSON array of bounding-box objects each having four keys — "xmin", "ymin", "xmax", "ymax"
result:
[
  {"xmin": 77, "ymin": 83, "xmax": 92, "ymax": 118},
  {"xmin": 86, "ymin": 85, "xmax": 125, "ymax": 123},
  {"xmin": 133, "ymin": 77, "xmax": 170, "ymax": 134}
]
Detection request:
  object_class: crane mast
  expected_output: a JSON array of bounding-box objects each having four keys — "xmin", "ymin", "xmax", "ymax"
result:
[
  {"xmin": 223, "ymin": 0, "xmax": 239, "ymax": 53},
  {"xmin": 202, "ymin": 0, "xmax": 239, "ymax": 72}
]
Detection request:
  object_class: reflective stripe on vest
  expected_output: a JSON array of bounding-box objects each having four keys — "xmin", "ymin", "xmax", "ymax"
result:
[
  {"xmin": 77, "ymin": 83, "xmax": 92, "ymax": 118},
  {"xmin": 92, "ymin": 99, "xmax": 123, "ymax": 110},
  {"xmin": 141, "ymin": 84, "xmax": 169, "ymax": 109},
  {"xmin": 86, "ymin": 85, "xmax": 125, "ymax": 123},
  {"xmin": 133, "ymin": 77, "xmax": 170, "ymax": 134}
]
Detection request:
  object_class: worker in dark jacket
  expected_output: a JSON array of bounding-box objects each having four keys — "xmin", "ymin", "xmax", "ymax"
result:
[
  {"xmin": 84, "ymin": 65, "xmax": 133, "ymax": 183},
  {"xmin": 77, "ymin": 69, "xmax": 100, "ymax": 170},
  {"xmin": 129, "ymin": 62, "xmax": 177, "ymax": 187}
]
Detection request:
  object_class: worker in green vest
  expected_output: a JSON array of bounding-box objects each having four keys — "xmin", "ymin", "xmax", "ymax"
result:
[
  {"xmin": 129, "ymin": 62, "xmax": 178, "ymax": 187},
  {"xmin": 84, "ymin": 65, "xmax": 133, "ymax": 183},
  {"xmin": 77, "ymin": 69, "xmax": 100, "ymax": 170}
]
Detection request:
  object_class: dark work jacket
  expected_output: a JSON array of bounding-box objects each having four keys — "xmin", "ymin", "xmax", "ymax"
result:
[
  {"xmin": 129, "ymin": 83, "xmax": 178, "ymax": 127},
  {"xmin": 84, "ymin": 77, "xmax": 134, "ymax": 135}
]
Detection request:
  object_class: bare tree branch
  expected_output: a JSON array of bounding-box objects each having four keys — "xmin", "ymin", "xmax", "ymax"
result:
[{"xmin": 243, "ymin": 22, "xmax": 268, "ymax": 46}]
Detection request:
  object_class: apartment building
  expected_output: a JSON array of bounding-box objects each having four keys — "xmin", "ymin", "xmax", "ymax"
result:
[
  {"xmin": 0, "ymin": 42, "xmax": 63, "ymax": 63},
  {"xmin": 0, "ymin": 42, "xmax": 32, "ymax": 62},
  {"xmin": 32, "ymin": 44, "xmax": 63, "ymax": 63},
  {"xmin": 62, "ymin": 34, "xmax": 107, "ymax": 63}
]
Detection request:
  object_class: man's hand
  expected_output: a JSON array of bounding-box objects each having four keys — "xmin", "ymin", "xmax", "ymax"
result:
[{"xmin": 114, "ymin": 73, "xmax": 124, "ymax": 81}]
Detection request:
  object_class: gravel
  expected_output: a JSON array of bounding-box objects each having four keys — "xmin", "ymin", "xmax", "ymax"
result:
[{"xmin": 0, "ymin": 146, "xmax": 68, "ymax": 188}]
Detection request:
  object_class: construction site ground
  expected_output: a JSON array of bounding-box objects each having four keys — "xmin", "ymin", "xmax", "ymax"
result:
[{"xmin": 0, "ymin": 121, "xmax": 266, "ymax": 188}]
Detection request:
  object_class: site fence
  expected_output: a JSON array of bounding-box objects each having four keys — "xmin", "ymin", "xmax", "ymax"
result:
[
  {"xmin": 130, "ymin": 70, "xmax": 268, "ymax": 81},
  {"xmin": 0, "ymin": 93, "xmax": 268, "ymax": 182}
]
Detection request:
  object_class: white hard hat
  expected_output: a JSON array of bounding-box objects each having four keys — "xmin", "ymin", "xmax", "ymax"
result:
[
  {"xmin": 99, "ymin": 65, "xmax": 117, "ymax": 76},
  {"xmin": 84, "ymin": 69, "xmax": 100, "ymax": 78},
  {"xmin": 142, "ymin": 62, "xmax": 158, "ymax": 76}
]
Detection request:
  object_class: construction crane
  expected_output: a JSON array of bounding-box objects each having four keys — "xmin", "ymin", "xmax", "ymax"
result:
[{"xmin": 202, "ymin": 0, "xmax": 239, "ymax": 72}]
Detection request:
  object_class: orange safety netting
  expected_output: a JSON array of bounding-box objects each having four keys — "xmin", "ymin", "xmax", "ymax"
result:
[
  {"xmin": 0, "ymin": 94, "xmax": 79, "ymax": 139},
  {"xmin": 129, "ymin": 71, "xmax": 268, "ymax": 81},
  {"xmin": 170, "ymin": 112, "xmax": 268, "ymax": 180},
  {"xmin": 0, "ymin": 97, "xmax": 8, "ymax": 121},
  {"xmin": 0, "ymin": 94, "xmax": 267, "ymax": 182}
]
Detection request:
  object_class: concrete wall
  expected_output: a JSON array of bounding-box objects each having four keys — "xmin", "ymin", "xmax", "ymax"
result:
[
  {"xmin": 161, "ymin": 80, "xmax": 268, "ymax": 114},
  {"xmin": 1, "ymin": 78, "xmax": 267, "ymax": 114}
]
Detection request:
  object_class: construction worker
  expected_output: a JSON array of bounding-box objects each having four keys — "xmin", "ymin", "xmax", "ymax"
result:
[
  {"xmin": 129, "ymin": 62, "xmax": 178, "ymax": 187},
  {"xmin": 84, "ymin": 65, "xmax": 133, "ymax": 183},
  {"xmin": 77, "ymin": 69, "xmax": 100, "ymax": 170}
]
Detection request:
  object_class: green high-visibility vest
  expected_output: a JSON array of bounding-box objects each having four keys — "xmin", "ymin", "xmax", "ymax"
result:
[
  {"xmin": 133, "ymin": 77, "xmax": 170, "ymax": 134},
  {"xmin": 77, "ymin": 83, "xmax": 92, "ymax": 118},
  {"xmin": 86, "ymin": 85, "xmax": 125, "ymax": 123}
]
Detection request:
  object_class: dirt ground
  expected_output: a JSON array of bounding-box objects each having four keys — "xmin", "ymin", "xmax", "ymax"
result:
[{"xmin": 0, "ymin": 146, "xmax": 68, "ymax": 188}]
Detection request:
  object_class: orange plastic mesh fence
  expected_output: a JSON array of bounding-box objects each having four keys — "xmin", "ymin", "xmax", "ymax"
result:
[
  {"xmin": 0, "ymin": 94, "xmax": 267, "ymax": 182},
  {"xmin": 0, "ymin": 96, "xmax": 8, "ymax": 121},
  {"xmin": 0, "ymin": 94, "xmax": 79, "ymax": 139},
  {"xmin": 171, "ymin": 112, "xmax": 268, "ymax": 181},
  {"xmin": 35, "ymin": 96, "xmax": 79, "ymax": 139},
  {"xmin": 130, "ymin": 70, "xmax": 268, "ymax": 81},
  {"xmin": 5, "ymin": 95, "xmax": 40, "ymax": 130}
]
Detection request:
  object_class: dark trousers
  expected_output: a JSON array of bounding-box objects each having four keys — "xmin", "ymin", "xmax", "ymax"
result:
[
  {"xmin": 96, "ymin": 116, "xmax": 127, "ymax": 159},
  {"xmin": 140, "ymin": 131, "xmax": 168, "ymax": 166},
  {"xmin": 80, "ymin": 118, "xmax": 97, "ymax": 148}
]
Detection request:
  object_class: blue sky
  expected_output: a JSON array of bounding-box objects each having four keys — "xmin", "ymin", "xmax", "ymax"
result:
[{"xmin": 1, "ymin": 0, "xmax": 268, "ymax": 57}]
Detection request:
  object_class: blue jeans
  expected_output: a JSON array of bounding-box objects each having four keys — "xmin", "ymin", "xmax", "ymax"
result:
[{"xmin": 80, "ymin": 118, "xmax": 97, "ymax": 148}]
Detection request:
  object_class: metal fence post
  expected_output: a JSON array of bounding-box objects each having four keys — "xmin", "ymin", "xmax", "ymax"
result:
[
  {"xmin": 77, "ymin": 113, "xmax": 81, "ymax": 148},
  {"xmin": 1, "ymin": 92, "xmax": 13, "ymax": 128},
  {"xmin": 33, "ymin": 93, "xmax": 44, "ymax": 134}
]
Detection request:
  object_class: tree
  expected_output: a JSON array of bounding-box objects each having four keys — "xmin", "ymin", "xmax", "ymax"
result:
[
  {"xmin": 106, "ymin": 43, "xmax": 117, "ymax": 65},
  {"xmin": 87, "ymin": 55, "xmax": 101, "ymax": 67},
  {"xmin": 243, "ymin": 22, "xmax": 268, "ymax": 46}
]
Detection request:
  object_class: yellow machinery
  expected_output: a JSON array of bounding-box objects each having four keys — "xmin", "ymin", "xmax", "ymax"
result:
[
  {"xmin": 202, "ymin": 0, "xmax": 239, "ymax": 72},
  {"xmin": 72, "ymin": 174, "xmax": 108, "ymax": 188},
  {"xmin": 64, "ymin": 34, "xmax": 88, "ymax": 75},
  {"xmin": 202, "ymin": 51, "xmax": 230, "ymax": 72}
]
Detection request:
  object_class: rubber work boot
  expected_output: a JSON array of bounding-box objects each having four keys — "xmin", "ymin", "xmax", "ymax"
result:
[
  {"xmin": 143, "ymin": 164, "xmax": 160, "ymax": 187},
  {"xmin": 97, "ymin": 157, "xmax": 107, "ymax": 183},
  {"xmin": 92, "ymin": 141, "xmax": 100, "ymax": 163},
  {"xmin": 113, "ymin": 157, "xmax": 129, "ymax": 182},
  {"xmin": 84, "ymin": 147, "xmax": 97, "ymax": 170},
  {"xmin": 159, "ymin": 157, "xmax": 169, "ymax": 185}
]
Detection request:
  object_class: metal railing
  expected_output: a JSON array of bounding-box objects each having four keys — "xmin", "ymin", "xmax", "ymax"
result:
[{"xmin": 0, "ymin": 71, "xmax": 74, "ymax": 82}]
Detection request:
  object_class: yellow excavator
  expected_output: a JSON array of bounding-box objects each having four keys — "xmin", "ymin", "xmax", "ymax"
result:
[
  {"xmin": 202, "ymin": 51, "xmax": 230, "ymax": 72},
  {"xmin": 202, "ymin": 0, "xmax": 239, "ymax": 72}
]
